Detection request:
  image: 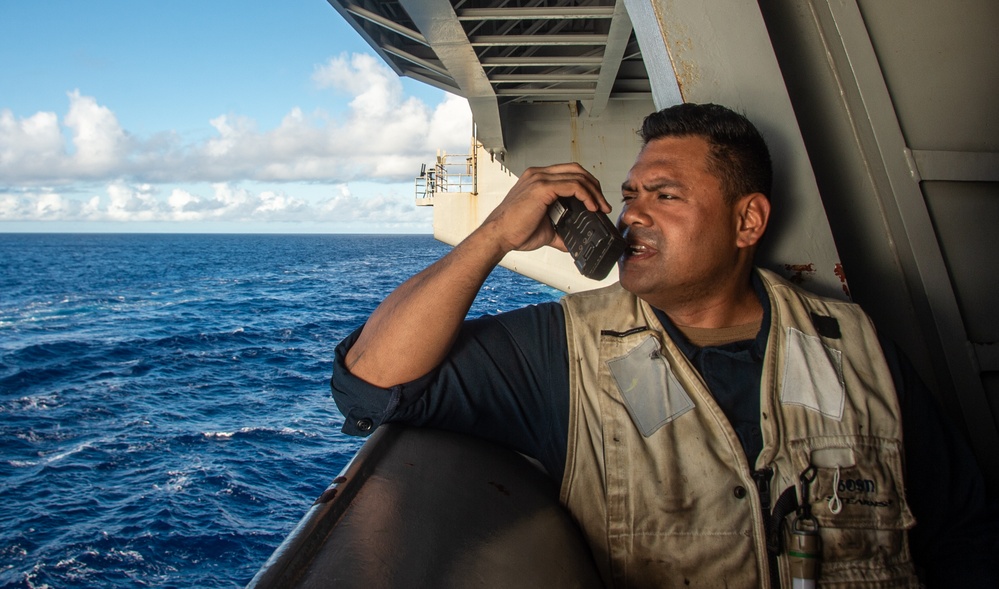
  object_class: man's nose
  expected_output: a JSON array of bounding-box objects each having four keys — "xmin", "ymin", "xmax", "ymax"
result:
[{"xmin": 619, "ymin": 198, "xmax": 652, "ymax": 227}]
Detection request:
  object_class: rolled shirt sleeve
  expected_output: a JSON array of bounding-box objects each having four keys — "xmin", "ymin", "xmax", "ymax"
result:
[{"xmin": 329, "ymin": 325, "xmax": 441, "ymax": 436}]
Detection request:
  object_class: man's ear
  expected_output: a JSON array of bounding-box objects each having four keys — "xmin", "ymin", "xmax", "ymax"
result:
[{"xmin": 735, "ymin": 192, "xmax": 770, "ymax": 248}]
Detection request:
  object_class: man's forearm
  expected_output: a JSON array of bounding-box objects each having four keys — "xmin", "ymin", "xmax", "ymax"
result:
[
  {"xmin": 344, "ymin": 225, "xmax": 509, "ymax": 388},
  {"xmin": 343, "ymin": 163, "xmax": 609, "ymax": 389}
]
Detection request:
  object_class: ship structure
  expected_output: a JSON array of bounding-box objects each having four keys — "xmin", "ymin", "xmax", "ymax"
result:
[
  {"xmin": 328, "ymin": 0, "xmax": 998, "ymax": 487},
  {"xmin": 250, "ymin": 0, "xmax": 998, "ymax": 585}
]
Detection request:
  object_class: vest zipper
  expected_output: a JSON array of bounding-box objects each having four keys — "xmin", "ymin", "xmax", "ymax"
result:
[{"xmin": 752, "ymin": 467, "xmax": 780, "ymax": 589}]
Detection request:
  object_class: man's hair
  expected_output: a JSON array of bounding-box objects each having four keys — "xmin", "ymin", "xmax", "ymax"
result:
[{"xmin": 640, "ymin": 103, "xmax": 772, "ymax": 203}]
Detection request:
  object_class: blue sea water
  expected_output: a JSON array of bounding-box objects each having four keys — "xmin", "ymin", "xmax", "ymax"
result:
[{"xmin": 0, "ymin": 233, "xmax": 561, "ymax": 588}]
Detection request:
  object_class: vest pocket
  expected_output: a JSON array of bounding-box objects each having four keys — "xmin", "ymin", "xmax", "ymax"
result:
[
  {"xmin": 787, "ymin": 437, "xmax": 918, "ymax": 586},
  {"xmin": 606, "ymin": 335, "xmax": 694, "ymax": 437}
]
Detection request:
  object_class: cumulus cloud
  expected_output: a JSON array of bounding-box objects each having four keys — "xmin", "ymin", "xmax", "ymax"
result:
[
  {"xmin": 0, "ymin": 182, "xmax": 430, "ymax": 228},
  {"xmin": 0, "ymin": 53, "xmax": 473, "ymax": 187},
  {"xmin": 65, "ymin": 90, "xmax": 129, "ymax": 172}
]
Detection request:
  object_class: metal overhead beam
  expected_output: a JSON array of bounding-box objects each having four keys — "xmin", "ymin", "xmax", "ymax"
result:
[
  {"xmin": 496, "ymin": 88, "xmax": 597, "ymax": 96},
  {"xmin": 589, "ymin": 0, "xmax": 633, "ymax": 117},
  {"xmin": 340, "ymin": 2, "xmax": 428, "ymax": 46},
  {"xmin": 510, "ymin": 90, "xmax": 649, "ymax": 99},
  {"xmin": 328, "ymin": 0, "xmax": 651, "ymax": 156},
  {"xmin": 481, "ymin": 56, "xmax": 605, "ymax": 67},
  {"xmin": 382, "ymin": 44, "xmax": 453, "ymax": 80},
  {"xmin": 326, "ymin": 0, "xmax": 406, "ymax": 77},
  {"xmin": 398, "ymin": 0, "xmax": 506, "ymax": 155},
  {"xmin": 470, "ymin": 34, "xmax": 610, "ymax": 47},
  {"xmin": 456, "ymin": 7, "xmax": 616, "ymax": 20},
  {"xmin": 400, "ymin": 68, "xmax": 464, "ymax": 95},
  {"xmin": 490, "ymin": 73, "xmax": 600, "ymax": 83}
]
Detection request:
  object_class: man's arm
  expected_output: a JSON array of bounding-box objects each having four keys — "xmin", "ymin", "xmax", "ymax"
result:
[
  {"xmin": 331, "ymin": 303, "xmax": 572, "ymax": 478},
  {"xmin": 344, "ymin": 163, "xmax": 610, "ymax": 388}
]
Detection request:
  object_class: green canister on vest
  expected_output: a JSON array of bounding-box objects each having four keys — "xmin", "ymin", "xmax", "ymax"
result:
[{"xmin": 789, "ymin": 515, "xmax": 821, "ymax": 589}]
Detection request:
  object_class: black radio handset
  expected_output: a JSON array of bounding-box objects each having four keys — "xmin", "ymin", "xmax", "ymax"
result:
[{"xmin": 547, "ymin": 196, "xmax": 627, "ymax": 280}]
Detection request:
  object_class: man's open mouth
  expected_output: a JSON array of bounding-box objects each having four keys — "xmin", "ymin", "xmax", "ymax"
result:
[{"xmin": 624, "ymin": 236, "xmax": 658, "ymax": 259}]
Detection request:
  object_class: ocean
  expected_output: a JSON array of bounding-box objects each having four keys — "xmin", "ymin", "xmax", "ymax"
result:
[{"xmin": 0, "ymin": 233, "xmax": 561, "ymax": 588}]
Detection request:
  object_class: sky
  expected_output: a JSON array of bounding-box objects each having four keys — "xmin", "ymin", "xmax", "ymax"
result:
[{"xmin": 0, "ymin": 0, "xmax": 474, "ymax": 233}]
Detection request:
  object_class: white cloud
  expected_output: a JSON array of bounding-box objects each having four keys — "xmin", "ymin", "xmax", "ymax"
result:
[
  {"xmin": 314, "ymin": 53, "xmax": 404, "ymax": 118},
  {"xmin": 0, "ymin": 53, "xmax": 473, "ymax": 188},
  {"xmin": 105, "ymin": 182, "xmax": 161, "ymax": 221},
  {"xmin": 0, "ymin": 110, "xmax": 64, "ymax": 175},
  {"xmin": 0, "ymin": 182, "xmax": 431, "ymax": 229},
  {"xmin": 64, "ymin": 90, "xmax": 129, "ymax": 173}
]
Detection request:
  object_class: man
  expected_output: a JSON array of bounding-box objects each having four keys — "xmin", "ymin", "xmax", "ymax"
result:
[{"xmin": 331, "ymin": 103, "xmax": 996, "ymax": 587}]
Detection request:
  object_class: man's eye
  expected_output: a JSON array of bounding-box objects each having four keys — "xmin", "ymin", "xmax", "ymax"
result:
[{"xmin": 658, "ymin": 193, "xmax": 675, "ymax": 200}]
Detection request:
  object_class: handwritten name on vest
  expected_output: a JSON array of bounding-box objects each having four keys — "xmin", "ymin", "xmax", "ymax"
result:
[{"xmin": 825, "ymin": 477, "xmax": 893, "ymax": 509}]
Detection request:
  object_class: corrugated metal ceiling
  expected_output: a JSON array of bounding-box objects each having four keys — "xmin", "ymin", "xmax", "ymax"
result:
[{"xmin": 327, "ymin": 0, "xmax": 650, "ymax": 154}]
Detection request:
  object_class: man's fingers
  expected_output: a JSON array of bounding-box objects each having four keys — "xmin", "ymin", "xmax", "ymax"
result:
[{"xmin": 519, "ymin": 164, "xmax": 608, "ymax": 212}]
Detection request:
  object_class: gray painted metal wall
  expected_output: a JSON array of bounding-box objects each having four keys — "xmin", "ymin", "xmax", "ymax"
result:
[{"xmin": 757, "ymin": 0, "xmax": 999, "ymax": 492}]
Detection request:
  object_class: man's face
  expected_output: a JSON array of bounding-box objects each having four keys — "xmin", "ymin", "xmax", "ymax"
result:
[{"xmin": 617, "ymin": 135, "xmax": 743, "ymax": 309}]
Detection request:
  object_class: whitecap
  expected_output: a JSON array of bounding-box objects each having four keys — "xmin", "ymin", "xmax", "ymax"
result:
[
  {"xmin": 279, "ymin": 426, "xmax": 316, "ymax": 438},
  {"xmin": 7, "ymin": 394, "xmax": 61, "ymax": 412},
  {"xmin": 201, "ymin": 426, "xmax": 314, "ymax": 441},
  {"xmin": 161, "ymin": 470, "xmax": 191, "ymax": 492},
  {"xmin": 24, "ymin": 562, "xmax": 55, "ymax": 589},
  {"xmin": 16, "ymin": 430, "xmax": 43, "ymax": 443},
  {"xmin": 41, "ymin": 440, "xmax": 95, "ymax": 464},
  {"xmin": 108, "ymin": 548, "xmax": 145, "ymax": 563}
]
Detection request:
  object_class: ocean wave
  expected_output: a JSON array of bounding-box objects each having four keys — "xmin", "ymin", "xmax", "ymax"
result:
[
  {"xmin": 3, "ymin": 339, "xmax": 96, "ymax": 362},
  {"xmin": 160, "ymin": 470, "xmax": 192, "ymax": 493},
  {"xmin": 201, "ymin": 426, "xmax": 318, "ymax": 440},
  {"xmin": 1, "ymin": 392, "xmax": 63, "ymax": 412},
  {"xmin": 41, "ymin": 439, "xmax": 98, "ymax": 465}
]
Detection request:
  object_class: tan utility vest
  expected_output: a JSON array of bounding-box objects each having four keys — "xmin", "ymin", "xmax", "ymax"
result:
[{"xmin": 559, "ymin": 269, "xmax": 919, "ymax": 588}]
